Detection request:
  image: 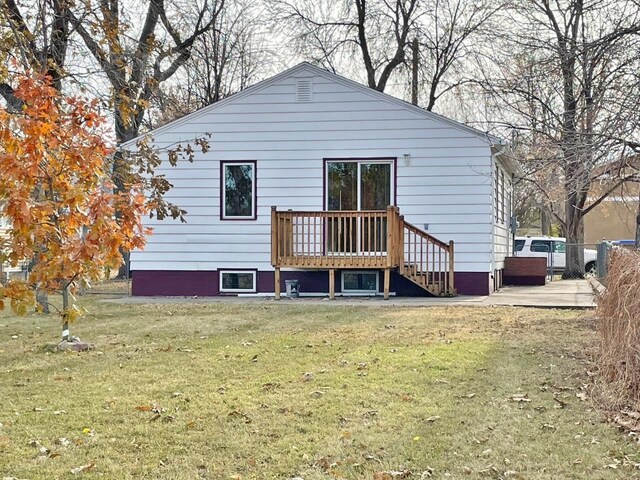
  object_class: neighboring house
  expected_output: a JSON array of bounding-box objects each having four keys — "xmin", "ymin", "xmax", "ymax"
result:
[
  {"xmin": 585, "ymin": 197, "xmax": 637, "ymax": 246},
  {"xmin": 126, "ymin": 63, "xmax": 516, "ymax": 297},
  {"xmin": 0, "ymin": 213, "xmax": 26, "ymax": 282}
]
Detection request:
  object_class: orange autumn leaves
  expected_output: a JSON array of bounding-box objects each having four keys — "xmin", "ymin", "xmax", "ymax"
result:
[{"xmin": 0, "ymin": 73, "xmax": 151, "ymax": 314}]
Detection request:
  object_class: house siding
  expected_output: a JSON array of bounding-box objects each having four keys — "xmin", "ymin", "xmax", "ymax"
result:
[
  {"xmin": 130, "ymin": 65, "xmax": 497, "ymax": 295},
  {"xmin": 491, "ymin": 158, "xmax": 514, "ymax": 289}
]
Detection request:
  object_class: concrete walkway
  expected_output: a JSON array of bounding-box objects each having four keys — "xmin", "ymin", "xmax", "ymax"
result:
[
  {"xmin": 483, "ymin": 279, "xmax": 596, "ymax": 309},
  {"xmin": 101, "ymin": 279, "xmax": 595, "ymax": 309}
]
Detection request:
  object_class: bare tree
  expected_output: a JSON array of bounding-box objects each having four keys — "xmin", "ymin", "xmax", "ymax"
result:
[
  {"xmin": 478, "ymin": 0, "xmax": 640, "ymax": 277},
  {"xmin": 63, "ymin": 0, "xmax": 222, "ymax": 146},
  {"xmin": 152, "ymin": 0, "xmax": 269, "ymax": 126},
  {"xmin": 270, "ymin": 0, "xmax": 420, "ymax": 92},
  {"xmin": 0, "ymin": 0, "xmax": 72, "ymax": 98},
  {"xmin": 414, "ymin": 0, "xmax": 499, "ymax": 111}
]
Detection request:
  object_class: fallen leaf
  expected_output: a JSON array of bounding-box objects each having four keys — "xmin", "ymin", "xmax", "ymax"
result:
[
  {"xmin": 553, "ymin": 395, "xmax": 568, "ymax": 409},
  {"xmin": 228, "ymin": 410, "xmax": 251, "ymax": 423},
  {"xmin": 56, "ymin": 437, "xmax": 71, "ymax": 447},
  {"xmin": 511, "ymin": 394, "xmax": 531, "ymax": 403},
  {"xmin": 426, "ymin": 416, "xmax": 440, "ymax": 423},
  {"xmin": 70, "ymin": 463, "xmax": 95, "ymax": 475},
  {"xmin": 373, "ymin": 470, "xmax": 411, "ymax": 479}
]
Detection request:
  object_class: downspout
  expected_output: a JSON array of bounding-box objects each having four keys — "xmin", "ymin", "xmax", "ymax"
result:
[{"xmin": 490, "ymin": 147, "xmax": 499, "ymax": 288}]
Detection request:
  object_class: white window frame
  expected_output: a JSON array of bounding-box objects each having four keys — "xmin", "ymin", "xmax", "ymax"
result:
[
  {"xmin": 341, "ymin": 270, "xmax": 379, "ymax": 294},
  {"xmin": 219, "ymin": 270, "xmax": 257, "ymax": 293},
  {"xmin": 222, "ymin": 161, "xmax": 256, "ymax": 220}
]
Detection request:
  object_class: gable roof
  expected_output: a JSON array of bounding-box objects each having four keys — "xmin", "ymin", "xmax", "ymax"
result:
[{"xmin": 122, "ymin": 62, "xmax": 504, "ymax": 148}]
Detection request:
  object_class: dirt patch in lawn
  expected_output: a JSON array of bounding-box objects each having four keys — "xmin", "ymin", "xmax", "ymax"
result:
[{"xmin": 0, "ymin": 302, "xmax": 637, "ymax": 479}]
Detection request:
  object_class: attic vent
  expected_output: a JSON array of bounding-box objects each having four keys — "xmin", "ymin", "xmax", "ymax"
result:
[{"xmin": 296, "ymin": 79, "xmax": 313, "ymax": 102}]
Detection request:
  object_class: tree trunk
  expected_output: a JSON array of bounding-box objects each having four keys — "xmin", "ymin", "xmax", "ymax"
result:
[
  {"xmin": 540, "ymin": 208, "xmax": 551, "ymax": 236},
  {"xmin": 61, "ymin": 285, "xmax": 69, "ymax": 341},
  {"xmin": 563, "ymin": 199, "xmax": 585, "ymax": 279},
  {"xmin": 115, "ymin": 122, "xmax": 139, "ymax": 279},
  {"xmin": 36, "ymin": 290, "xmax": 50, "ymax": 314},
  {"xmin": 411, "ymin": 37, "xmax": 418, "ymax": 105}
]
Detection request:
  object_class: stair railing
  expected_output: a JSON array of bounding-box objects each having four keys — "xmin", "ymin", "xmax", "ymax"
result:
[{"xmin": 398, "ymin": 217, "xmax": 455, "ymax": 295}]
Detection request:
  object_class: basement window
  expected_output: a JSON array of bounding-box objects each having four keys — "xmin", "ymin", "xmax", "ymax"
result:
[
  {"xmin": 220, "ymin": 270, "xmax": 257, "ymax": 293},
  {"xmin": 342, "ymin": 271, "xmax": 379, "ymax": 294}
]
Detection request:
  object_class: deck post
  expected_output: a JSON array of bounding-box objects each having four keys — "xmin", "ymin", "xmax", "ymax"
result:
[
  {"xmin": 383, "ymin": 268, "xmax": 390, "ymax": 300},
  {"xmin": 271, "ymin": 206, "xmax": 278, "ymax": 267},
  {"xmin": 386, "ymin": 206, "xmax": 395, "ymax": 268},
  {"xmin": 274, "ymin": 267, "xmax": 281, "ymax": 300},
  {"xmin": 329, "ymin": 269, "xmax": 335, "ymax": 300},
  {"xmin": 398, "ymin": 214, "xmax": 405, "ymax": 271},
  {"xmin": 448, "ymin": 240, "xmax": 455, "ymax": 295}
]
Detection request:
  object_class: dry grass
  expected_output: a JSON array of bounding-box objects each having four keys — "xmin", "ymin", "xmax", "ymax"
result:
[
  {"xmin": 596, "ymin": 249, "xmax": 640, "ymax": 409},
  {"xmin": 1, "ymin": 300, "xmax": 638, "ymax": 479}
]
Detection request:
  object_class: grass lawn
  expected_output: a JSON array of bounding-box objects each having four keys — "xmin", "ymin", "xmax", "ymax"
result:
[{"xmin": 0, "ymin": 299, "xmax": 638, "ymax": 479}]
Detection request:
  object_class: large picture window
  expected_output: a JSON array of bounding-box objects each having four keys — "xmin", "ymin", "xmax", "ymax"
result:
[
  {"xmin": 221, "ymin": 161, "xmax": 256, "ymax": 220},
  {"xmin": 325, "ymin": 158, "xmax": 394, "ymax": 254}
]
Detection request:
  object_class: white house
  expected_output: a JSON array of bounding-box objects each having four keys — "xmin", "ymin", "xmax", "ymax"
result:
[{"xmin": 126, "ymin": 63, "xmax": 516, "ymax": 297}]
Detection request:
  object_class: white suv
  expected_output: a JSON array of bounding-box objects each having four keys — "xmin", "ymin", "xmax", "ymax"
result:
[{"xmin": 514, "ymin": 236, "xmax": 598, "ymax": 275}]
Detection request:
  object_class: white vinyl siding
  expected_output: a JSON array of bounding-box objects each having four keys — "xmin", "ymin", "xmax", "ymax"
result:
[
  {"xmin": 492, "ymin": 159, "xmax": 513, "ymax": 271},
  {"xmin": 131, "ymin": 64, "xmax": 497, "ymax": 274}
]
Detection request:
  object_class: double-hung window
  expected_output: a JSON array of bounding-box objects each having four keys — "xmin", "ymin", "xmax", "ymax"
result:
[{"xmin": 221, "ymin": 161, "xmax": 256, "ymax": 220}]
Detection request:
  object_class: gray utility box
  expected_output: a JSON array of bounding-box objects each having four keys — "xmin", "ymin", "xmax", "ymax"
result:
[{"xmin": 285, "ymin": 279, "xmax": 300, "ymax": 298}]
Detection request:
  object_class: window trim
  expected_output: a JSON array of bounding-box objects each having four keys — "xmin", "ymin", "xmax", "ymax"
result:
[
  {"xmin": 323, "ymin": 157, "xmax": 397, "ymax": 210},
  {"xmin": 220, "ymin": 160, "xmax": 257, "ymax": 221},
  {"xmin": 494, "ymin": 166, "xmax": 499, "ymax": 222},
  {"xmin": 219, "ymin": 269, "xmax": 257, "ymax": 293},
  {"xmin": 500, "ymin": 169, "xmax": 505, "ymax": 224},
  {"xmin": 341, "ymin": 270, "xmax": 379, "ymax": 294}
]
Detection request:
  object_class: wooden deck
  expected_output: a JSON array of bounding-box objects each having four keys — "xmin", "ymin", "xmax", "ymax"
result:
[{"xmin": 271, "ymin": 206, "xmax": 455, "ymax": 299}]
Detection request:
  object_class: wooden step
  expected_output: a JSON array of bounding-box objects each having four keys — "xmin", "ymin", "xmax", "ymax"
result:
[{"xmin": 399, "ymin": 265, "xmax": 449, "ymax": 296}]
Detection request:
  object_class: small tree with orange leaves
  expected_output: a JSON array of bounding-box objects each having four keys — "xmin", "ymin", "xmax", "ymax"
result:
[{"xmin": 0, "ymin": 74, "xmax": 151, "ymax": 346}]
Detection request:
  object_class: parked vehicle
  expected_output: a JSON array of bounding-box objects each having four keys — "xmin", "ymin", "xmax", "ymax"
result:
[
  {"xmin": 514, "ymin": 236, "xmax": 598, "ymax": 275},
  {"xmin": 611, "ymin": 239, "xmax": 636, "ymax": 250}
]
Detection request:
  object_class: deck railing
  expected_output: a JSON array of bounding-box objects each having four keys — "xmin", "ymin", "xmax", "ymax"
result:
[
  {"xmin": 271, "ymin": 206, "xmax": 401, "ymax": 269},
  {"xmin": 271, "ymin": 206, "xmax": 455, "ymax": 298}
]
